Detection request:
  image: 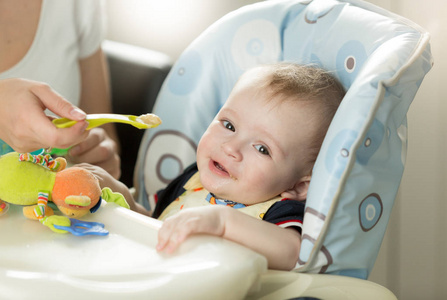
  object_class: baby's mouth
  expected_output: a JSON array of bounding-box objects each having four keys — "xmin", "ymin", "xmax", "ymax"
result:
[
  {"xmin": 213, "ymin": 161, "xmax": 237, "ymax": 180},
  {"xmin": 214, "ymin": 161, "xmax": 228, "ymax": 174}
]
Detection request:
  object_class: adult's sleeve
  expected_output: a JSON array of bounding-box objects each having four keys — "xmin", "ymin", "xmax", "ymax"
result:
[{"xmin": 74, "ymin": 0, "xmax": 106, "ymax": 59}]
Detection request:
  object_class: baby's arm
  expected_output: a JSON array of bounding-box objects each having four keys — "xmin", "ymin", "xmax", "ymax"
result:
[
  {"xmin": 75, "ymin": 163, "xmax": 151, "ymax": 216},
  {"xmin": 156, "ymin": 205, "xmax": 301, "ymax": 270}
]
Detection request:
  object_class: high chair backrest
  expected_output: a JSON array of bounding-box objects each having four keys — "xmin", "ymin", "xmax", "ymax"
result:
[{"xmin": 135, "ymin": 0, "xmax": 433, "ymax": 278}]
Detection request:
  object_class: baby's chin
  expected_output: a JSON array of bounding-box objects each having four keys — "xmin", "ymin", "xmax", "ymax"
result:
[{"xmin": 200, "ymin": 176, "xmax": 275, "ymax": 205}]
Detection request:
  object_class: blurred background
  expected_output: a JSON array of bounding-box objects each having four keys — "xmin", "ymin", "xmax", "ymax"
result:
[{"xmin": 105, "ymin": 0, "xmax": 445, "ymax": 299}]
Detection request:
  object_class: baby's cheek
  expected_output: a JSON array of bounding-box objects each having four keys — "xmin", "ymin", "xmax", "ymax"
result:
[
  {"xmin": 243, "ymin": 173, "xmax": 278, "ymax": 203},
  {"xmin": 265, "ymin": 169, "xmax": 295, "ymax": 197},
  {"xmin": 197, "ymin": 127, "xmax": 217, "ymax": 153}
]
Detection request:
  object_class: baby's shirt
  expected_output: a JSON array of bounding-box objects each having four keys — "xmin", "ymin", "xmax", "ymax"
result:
[{"xmin": 153, "ymin": 163, "xmax": 305, "ymax": 233}]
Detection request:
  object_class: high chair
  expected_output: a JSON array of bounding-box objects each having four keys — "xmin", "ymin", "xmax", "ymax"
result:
[
  {"xmin": 0, "ymin": 0, "xmax": 432, "ymax": 299},
  {"xmin": 133, "ymin": 0, "xmax": 433, "ymax": 298}
]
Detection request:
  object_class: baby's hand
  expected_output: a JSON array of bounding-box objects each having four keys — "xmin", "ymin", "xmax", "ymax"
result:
[
  {"xmin": 156, "ymin": 206, "xmax": 227, "ymax": 253},
  {"xmin": 74, "ymin": 163, "xmax": 116, "ymax": 189}
]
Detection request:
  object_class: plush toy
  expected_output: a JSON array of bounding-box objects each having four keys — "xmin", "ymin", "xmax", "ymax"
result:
[{"xmin": 0, "ymin": 151, "xmax": 129, "ymax": 234}]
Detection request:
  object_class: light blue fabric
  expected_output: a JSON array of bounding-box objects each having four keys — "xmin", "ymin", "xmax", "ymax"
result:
[{"xmin": 135, "ymin": 0, "xmax": 433, "ymax": 278}]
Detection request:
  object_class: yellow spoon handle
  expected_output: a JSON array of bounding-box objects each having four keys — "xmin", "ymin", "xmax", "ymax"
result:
[{"xmin": 52, "ymin": 113, "xmax": 161, "ymax": 130}]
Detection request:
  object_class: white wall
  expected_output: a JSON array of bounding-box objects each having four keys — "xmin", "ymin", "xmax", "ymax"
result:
[
  {"xmin": 367, "ymin": 0, "xmax": 447, "ymax": 299},
  {"xmin": 105, "ymin": 0, "xmax": 260, "ymax": 60},
  {"xmin": 106, "ymin": 1, "xmax": 446, "ymax": 298}
]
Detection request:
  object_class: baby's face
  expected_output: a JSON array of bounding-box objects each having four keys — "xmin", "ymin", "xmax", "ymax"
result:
[{"xmin": 196, "ymin": 72, "xmax": 315, "ymax": 205}]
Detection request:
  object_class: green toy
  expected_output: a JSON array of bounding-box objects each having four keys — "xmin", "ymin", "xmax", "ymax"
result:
[{"xmin": 0, "ymin": 151, "xmax": 129, "ymax": 234}]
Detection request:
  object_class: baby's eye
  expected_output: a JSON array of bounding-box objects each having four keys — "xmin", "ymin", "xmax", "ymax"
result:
[
  {"xmin": 254, "ymin": 144, "xmax": 270, "ymax": 156},
  {"xmin": 222, "ymin": 120, "xmax": 235, "ymax": 132}
]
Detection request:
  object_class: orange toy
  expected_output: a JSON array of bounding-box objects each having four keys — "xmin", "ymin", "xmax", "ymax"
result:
[{"xmin": 52, "ymin": 167, "xmax": 102, "ymax": 218}]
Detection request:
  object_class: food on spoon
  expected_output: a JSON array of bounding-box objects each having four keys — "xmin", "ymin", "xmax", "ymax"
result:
[{"xmin": 136, "ymin": 113, "xmax": 162, "ymax": 127}]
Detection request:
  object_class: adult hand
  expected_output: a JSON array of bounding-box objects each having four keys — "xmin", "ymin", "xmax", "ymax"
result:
[
  {"xmin": 67, "ymin": 127, "xmax": 121, "ymax": 179},
  {"xmin": 0, "ymin": 78, "xmax": 89, "ymax": 152}
]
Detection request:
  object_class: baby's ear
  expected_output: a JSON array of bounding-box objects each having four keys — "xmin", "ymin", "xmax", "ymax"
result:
[{"xmin": 280, "ymin": 176, "xmax": 311, "ymax": 201}]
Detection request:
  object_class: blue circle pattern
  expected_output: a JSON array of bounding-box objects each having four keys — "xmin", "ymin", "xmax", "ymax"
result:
[
  {"xmin": 246, "ymin": 38, "xmax": 264, "ymax": 56},
  {"xmin": 325, "ymin": 129, "xmax": 357, "ymax": 178},
  {"xmin": 357, "ymin": 119, "xmax": 385, "ymax": 165},
  {"xmin": 160, "ymin": 156, "xmax": 183, "ymax": 182},
  {"xmin": 359, "ymin": 194, "xmax": 383, "ymax": 231},
  {"xmin": 336, "ymin": 40, "xmax": 368, "ymax": 87}
]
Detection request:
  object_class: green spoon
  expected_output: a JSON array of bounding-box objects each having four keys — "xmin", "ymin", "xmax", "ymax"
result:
[
  {"xmin": 50, "ymin": 113, "xmax": 161, "ymax": 156},
  {"xmin": 52, "ymin": 113, "xmax": 162, "ymax": 130}
]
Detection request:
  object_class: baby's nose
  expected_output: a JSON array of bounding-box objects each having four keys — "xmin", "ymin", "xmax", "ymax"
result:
[{"xmin": 221, "ymin": 140, "xmax": 242, "ymax": 161}]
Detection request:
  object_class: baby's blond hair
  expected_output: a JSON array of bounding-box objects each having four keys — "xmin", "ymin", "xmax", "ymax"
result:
[{"xmin": 256, "ymin": 63, "xmax": 345, "ymax": 174}]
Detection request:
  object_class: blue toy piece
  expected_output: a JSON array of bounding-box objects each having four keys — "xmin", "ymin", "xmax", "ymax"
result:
[
  {"xmin": 135, "ymin": 0, "xmax": 432, "ymax": 279},
  {"xmin": 54, "ymin": 218, "xmax": 109, "ymax": 236}
]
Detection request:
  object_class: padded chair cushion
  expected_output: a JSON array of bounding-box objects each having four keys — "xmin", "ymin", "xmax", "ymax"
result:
[{"xmin": 135, "ymin": 0, "xmax": 432, "ymax": 278}]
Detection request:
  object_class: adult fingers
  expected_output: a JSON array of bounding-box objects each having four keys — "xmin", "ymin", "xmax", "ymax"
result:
[
  {"xmin": 68, "ymin": 135, "xmax": 118, "ymax": 167},
  {"xmin": 30, "ymin": 82, "xmax": 86, "ymax": 121},
  {"xmin": 42, "ymin": 121, "xmax": 90, "ymax": 150}
]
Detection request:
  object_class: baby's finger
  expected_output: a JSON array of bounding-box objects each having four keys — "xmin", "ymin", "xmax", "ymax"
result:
[
  {"xmin": 163, "ymin": 236, "xmax": 179, "ymax": 254},
  {"xmin": 155, "ymin": 239, "xmax": 167, "ymax": 252},
  {"xmin": 157, "ymin": 233, "xmax": 180, "ymax": 253},
  {"xmin": 156, "ymin": 224, "xmax": 174, "ymax": 252}
]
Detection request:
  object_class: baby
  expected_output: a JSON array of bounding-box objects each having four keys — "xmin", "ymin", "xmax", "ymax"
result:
[{"xmin": 86, "ymin": 62, "xmax": 345, "ymax": 270}]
